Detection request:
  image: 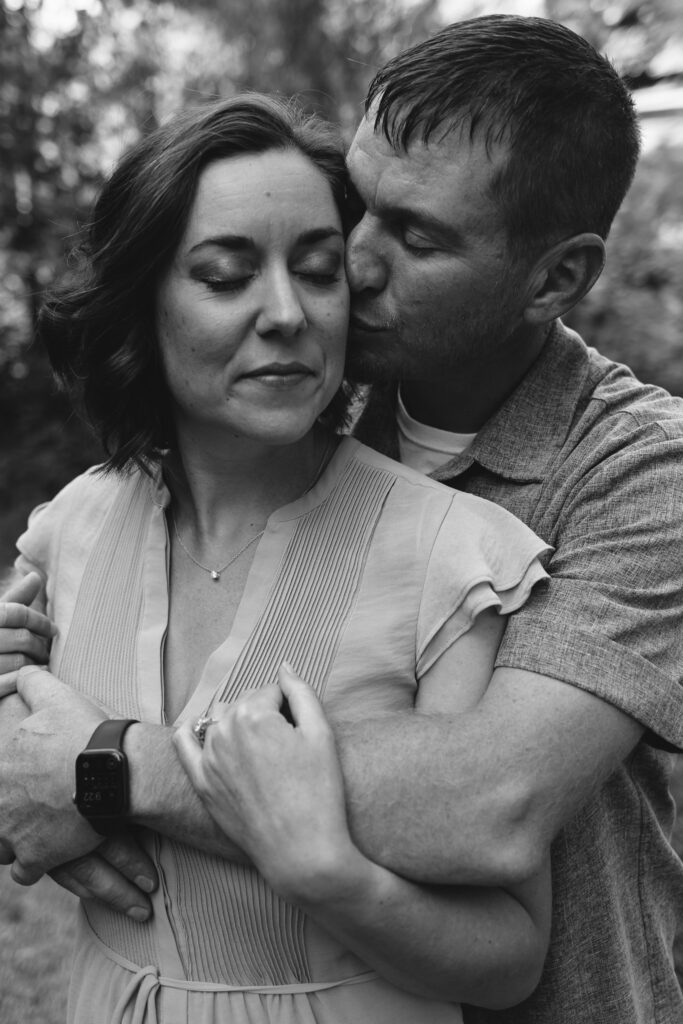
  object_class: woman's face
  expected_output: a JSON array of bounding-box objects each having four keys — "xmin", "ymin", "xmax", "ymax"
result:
[{"xmin": 156, "ymin": 148, "xmax": 349, "ymax": 449}]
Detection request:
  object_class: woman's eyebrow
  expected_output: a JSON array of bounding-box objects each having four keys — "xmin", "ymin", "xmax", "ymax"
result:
[
  {"xmin": 188, "ymin": 226, "xmax": 343, "ymax": 254},
  {"xmin": 295, "ymin": 227, "xmax": 344, "ymax": 245},
  {"xmin": 189, "ymin": 235, "xmax": 254, "ymax": 254}
]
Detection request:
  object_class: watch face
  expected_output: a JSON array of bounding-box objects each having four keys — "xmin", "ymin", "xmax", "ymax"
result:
[{"xmin": 75, "ymin": 750, "xmax": 128, "ymax": 817}]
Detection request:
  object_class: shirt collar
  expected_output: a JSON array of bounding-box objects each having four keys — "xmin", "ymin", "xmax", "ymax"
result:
[{"xmin": 353, "ymin": 321, "xmax": 592, "ymax": 484}]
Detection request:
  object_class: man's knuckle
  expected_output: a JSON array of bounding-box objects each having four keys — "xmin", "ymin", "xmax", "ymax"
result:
[
  {"xmin": 14, "ymin": 628, "xmax": 28, "ymax": 648},
  {"xmin": 97, "ymin": 878, "xmax": 120, "ymax": 902},
  {"xmin": 71, "ymin": 857, "xmax": 99, "ymax": 886}
]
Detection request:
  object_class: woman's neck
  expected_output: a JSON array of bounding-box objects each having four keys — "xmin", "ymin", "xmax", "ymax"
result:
[{"xmin": 165, "ymin": 426, "xmax": 333, "ymax": 540}]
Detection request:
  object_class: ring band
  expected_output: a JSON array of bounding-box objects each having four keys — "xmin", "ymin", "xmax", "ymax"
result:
[{"xmin": 193, "ymin": 715, "xmax": 217, "ymax": 747}]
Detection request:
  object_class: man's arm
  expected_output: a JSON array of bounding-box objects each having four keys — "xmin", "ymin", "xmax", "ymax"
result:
[
  {"xmin": 1, "ymin": 655, "xmax": 641, "ymax": 897},
  {"xmin": 337, "ymin": 666, "xmax": 643, "ymax": 885},
  {"xmin": 135, "ymin": 665, "xmax": 643, "ymax": 891}
]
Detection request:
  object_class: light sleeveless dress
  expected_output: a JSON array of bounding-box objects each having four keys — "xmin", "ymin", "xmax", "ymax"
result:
[{"xmin": 17, "ymin": 438, "xmax": 550, "ymax": 1024}]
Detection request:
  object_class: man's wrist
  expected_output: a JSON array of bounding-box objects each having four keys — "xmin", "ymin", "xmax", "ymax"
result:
[
  {"xmin": 123, "ymin": 722, "xmax": 252, "ymax": 863},
  {"xmin": 73, "ymin": 719, "xmax": 138, "ymax": 835},
  {"xmin": 123, "ymin": 721, "xmax": 176, "ymax": 826}
]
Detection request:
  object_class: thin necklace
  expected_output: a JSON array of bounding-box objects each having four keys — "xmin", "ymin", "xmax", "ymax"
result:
[
  {"xmin": 171, "ymin": 435, "xmax": 335, "ymax": 582},
  {"xmin": 172, "ymin": 517, "xmax": 263, "ymax": 581}
]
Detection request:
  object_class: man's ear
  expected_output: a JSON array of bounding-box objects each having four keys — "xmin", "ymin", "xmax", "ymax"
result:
[{"xmin": 523, "ymin": 233, "xmax": 605, "ymax": 325}]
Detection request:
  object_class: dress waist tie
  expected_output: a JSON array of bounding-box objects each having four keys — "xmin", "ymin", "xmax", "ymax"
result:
[{"xmin": 90, "ymin": 924, "xmax": 379, "ymax": 1024}]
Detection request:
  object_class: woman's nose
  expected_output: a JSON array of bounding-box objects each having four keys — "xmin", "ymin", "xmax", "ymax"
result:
[
  {"xmin": 255, "ymin": 270, "xmax": 307, "ymax": 338},
  {"xmin": 345, "ymin": 216, "xmax": 387, "ymax": 294}
]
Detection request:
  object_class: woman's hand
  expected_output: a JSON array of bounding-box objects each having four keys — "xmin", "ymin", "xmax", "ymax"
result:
[
  {"xmin": 174, "ymin": 663, "xmax": 362, "ymax": 903},
  {"xmin": 0, "ymin": 573, "xmax": 55, "ymax": 694}
]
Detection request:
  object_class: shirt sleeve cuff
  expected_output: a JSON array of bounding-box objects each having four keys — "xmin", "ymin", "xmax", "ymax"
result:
[{"xmin": 496, "ymin": 615, "xmax": 683, "ymax": 751}]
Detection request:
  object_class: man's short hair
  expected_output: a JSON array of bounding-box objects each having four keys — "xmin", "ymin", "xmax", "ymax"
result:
[{"xmin": 366, "ymin": 15, "xmax": 641, "ymax": 254}]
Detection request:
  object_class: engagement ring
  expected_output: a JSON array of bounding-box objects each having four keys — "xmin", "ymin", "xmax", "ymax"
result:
[{"xmin": 193, "ymin": 714, "xmax": 217, "ymax": 747}]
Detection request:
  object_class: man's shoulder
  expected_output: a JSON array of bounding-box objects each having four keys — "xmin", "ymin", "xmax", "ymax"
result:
[
  {"xmin": 584, "ymin": 344, "xmax": 683, "ymax": 436},
  {"xmin": 536, "ymin": 341, "xmax": 683, "ymax": 519}
]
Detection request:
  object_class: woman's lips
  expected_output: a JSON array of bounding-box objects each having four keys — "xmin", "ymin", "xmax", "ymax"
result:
[{"xmin": 240, "ymin": 362, "xmax": 314, "ymax": 387}]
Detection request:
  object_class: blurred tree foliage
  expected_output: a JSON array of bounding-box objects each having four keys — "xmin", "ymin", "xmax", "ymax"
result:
[
  {"xmin": 1, "ymin": 0, "xmax": 682, "ymax": 568},
  {"xmin": 0, "ymin": 0, "xmax": 442, "ymax": 565},
  {"xmin": 546, "ymin": 0, "xmax": 683, "ymax": 86},
  {"xmin": 566, "ymin": 144, "xmax": 683, "ymax": 393}
]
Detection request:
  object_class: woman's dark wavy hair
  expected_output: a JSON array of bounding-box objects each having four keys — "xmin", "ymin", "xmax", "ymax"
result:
[
  {"xmin": 39, "ymin": 93, "xmax": 352, "ymax": 473},
  {"xmin": 366, "ymin": 15, "xmax": 641, "ymax": 258}
]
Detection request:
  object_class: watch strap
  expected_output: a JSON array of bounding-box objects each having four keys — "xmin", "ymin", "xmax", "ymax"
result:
[
  {"xmin": 83, "ymin": 718, "xmax": 138, "ymax": 752},
  {"xmin": 77, "ymin": 718, "xmax": 138, "ymax": 836}
]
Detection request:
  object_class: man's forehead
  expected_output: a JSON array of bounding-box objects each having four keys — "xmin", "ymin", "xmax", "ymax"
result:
[
  {"xmin": 347, "ymin": 114, "xmax": 498, "ymax": 194},
  {"xmin": 347, "ymin": 114, "xmax": 388, "ymax": 168}
]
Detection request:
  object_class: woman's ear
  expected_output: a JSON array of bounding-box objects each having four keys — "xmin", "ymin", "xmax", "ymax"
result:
[{"xmin": 523, "ymin": 233, "xmax": 605, "ymax": 325}]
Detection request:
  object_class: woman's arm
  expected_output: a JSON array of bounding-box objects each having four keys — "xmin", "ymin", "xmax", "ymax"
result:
[{"xmin": 175, "ymin": 611, "xmax": 552, "ymax": 1008}]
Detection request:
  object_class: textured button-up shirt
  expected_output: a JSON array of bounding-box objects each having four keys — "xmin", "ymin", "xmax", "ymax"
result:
[{"xmin": 354, "ymin": 320, "xmax": 683, "ymax": 1023}]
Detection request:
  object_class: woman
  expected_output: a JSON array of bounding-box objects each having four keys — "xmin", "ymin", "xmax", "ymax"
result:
[{"xmin": 4, "ymin": 95, "xmax": 551, "ymax": 1022}]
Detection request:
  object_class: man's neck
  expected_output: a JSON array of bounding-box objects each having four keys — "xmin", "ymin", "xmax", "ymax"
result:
[{"xmin": 400, "ymin": 326, "xmax": 550, "ymax": 432}]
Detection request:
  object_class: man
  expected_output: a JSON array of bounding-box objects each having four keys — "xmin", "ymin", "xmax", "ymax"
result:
[
  {"xmin": 2, "ymin": 15, "xmax": 683, "ymax": 1022},
  {"xmin": 339, "ymin": 16, "xmax": 683, "ymax": 1021}
]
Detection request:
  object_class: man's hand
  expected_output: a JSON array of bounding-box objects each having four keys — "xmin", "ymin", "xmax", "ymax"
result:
[
  {"xmin": 0, "ymin": 666, "xmax": 107, "ymax": 882},
  {"xmin": 0, "ymin": 573, "xmax": 54, "ymax": 692},
  {"xmin": 48, "ymin": 836, "xmax": 158, "ymax": 921}
]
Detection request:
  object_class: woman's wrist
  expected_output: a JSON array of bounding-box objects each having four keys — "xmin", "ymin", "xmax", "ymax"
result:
[{"xmin": 261, "ymin": 835, "xmax": 377, "ymax": 909}]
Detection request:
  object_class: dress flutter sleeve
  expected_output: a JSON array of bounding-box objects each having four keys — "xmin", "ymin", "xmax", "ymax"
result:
[
  {"xmin": 416, "ymin": 493, "xmax": 552, "ymax": 678},
  {"xmin": 14, "ymin": 501, "xmax": 52, "ymax": 580},
  {"xmin": 14, "ymin": 467, "xmax": 121, "ymax": 625}
]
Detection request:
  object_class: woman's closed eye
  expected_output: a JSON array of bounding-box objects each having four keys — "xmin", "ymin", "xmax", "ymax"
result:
[
  {"xmin": 191, "ymin": 259, "xmax": 255, "ymax": 293},
  {"xmin": 293, "ymin": 251, "xmax": 344, "ymax": 286}
]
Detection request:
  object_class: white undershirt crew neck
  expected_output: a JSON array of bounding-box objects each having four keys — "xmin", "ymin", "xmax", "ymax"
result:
[{"xmin": 396, "ymin": 387, "xmax": 477, "ymax": 475}]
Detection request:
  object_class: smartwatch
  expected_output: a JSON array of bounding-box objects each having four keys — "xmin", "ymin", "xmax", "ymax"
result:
[{"xmin": 74, "ymin": 719, "xmax": 138, "ymax": 836}]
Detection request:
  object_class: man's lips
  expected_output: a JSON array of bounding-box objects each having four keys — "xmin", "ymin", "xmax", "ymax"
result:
[{"xmin": 349, "ymin": 314, "xmax": 392, "ymax": 334}]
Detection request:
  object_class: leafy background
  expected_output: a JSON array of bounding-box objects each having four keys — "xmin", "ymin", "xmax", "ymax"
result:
[{"xmin": 1, "ymin": 0, "xmax": 682, "ymax": 1019}]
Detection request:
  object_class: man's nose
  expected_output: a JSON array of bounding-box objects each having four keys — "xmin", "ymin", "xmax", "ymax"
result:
[
  {"xmin": 255, "ymin": 270, "xmax": 307, "ymax": 338},
  {"xmin": 346, "ymin": 216, "xmax": 387, "ymax": 294}
]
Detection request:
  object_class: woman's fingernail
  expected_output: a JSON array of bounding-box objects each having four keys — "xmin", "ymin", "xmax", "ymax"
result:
[{"xmin": 135, "ymin": 875, "xmax": 155, "ymax": 894}]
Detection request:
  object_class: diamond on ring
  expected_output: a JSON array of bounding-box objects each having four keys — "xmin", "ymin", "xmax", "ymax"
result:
[{"xmin": 192, "ymin": 715, "xmax": 217, "ymax": 747}]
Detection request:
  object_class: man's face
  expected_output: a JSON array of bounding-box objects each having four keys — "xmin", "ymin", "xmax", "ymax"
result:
[{"xmin": 345, "ymin": 115, "xmax": 531, "ymax": 385}]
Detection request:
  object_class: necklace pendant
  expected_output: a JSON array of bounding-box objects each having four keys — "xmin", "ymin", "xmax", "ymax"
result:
[{"xmin": 211, "ymin": 570, "xmax": 220, "ymax": 581}]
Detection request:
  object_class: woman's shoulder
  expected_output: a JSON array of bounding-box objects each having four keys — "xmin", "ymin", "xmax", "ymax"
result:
[
  {"xmin": 16, "ymin": 464, "xmax": 151, "ymax": 570},
  {"xmin": 346, "ymin": 438, "xmax": 455, "ymax": 497},
  {"xmin": 348, "ymin": 440, "xmax": 530, "ymax": 517},
  {"xmin": 346, "ymin": 438, "xmax": 550, "ymax": 560},
  {"xmin": 28, "ymin": 463, "xmax": 144, "ymax": 526}
]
